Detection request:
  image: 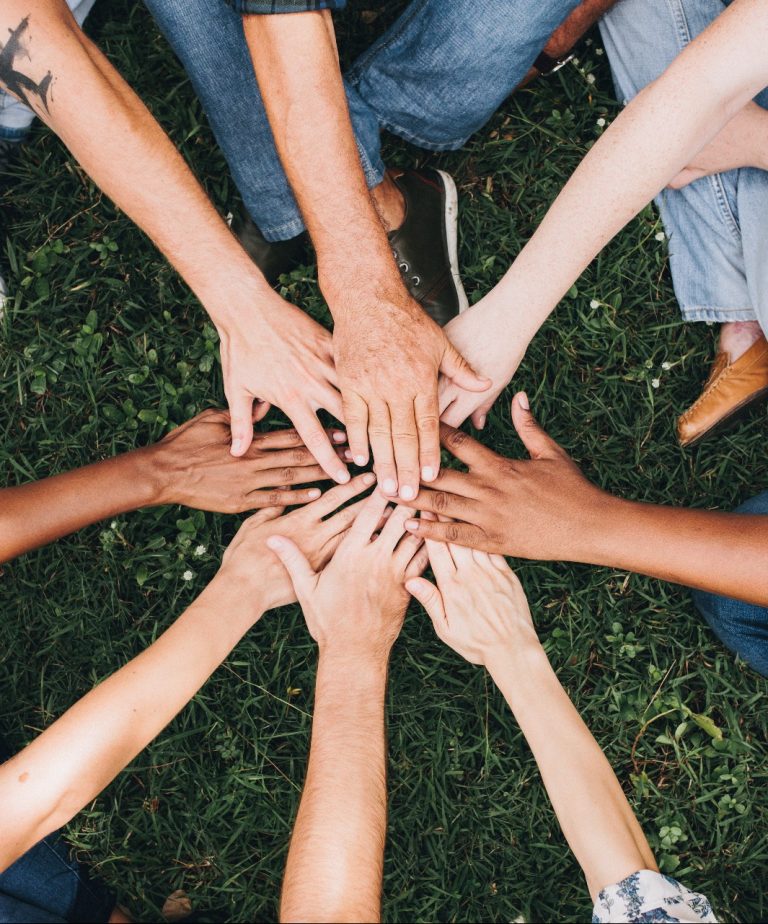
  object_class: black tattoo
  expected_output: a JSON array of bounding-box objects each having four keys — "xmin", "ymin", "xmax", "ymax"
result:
[{"xmin": 0, "ymin": 17, "xmax": 53, "ymax": 112}]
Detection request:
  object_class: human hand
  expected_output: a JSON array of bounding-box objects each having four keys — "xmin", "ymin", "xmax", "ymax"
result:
[
  {"xmin": 218, "ymin": 472, "xmax": 378, "ymax": 613},
  {"xmin": 438, "ymin": 294, "xmax": 527, "ymax": 430},
  {"xmin": 406, "ymin": 393, "xmax": 613, "ymax": 560},
  {"xmin": 267, "ymin": 489, "xmax": 428, "ymax": 660},
  {"xmin": 217, "ymin": 290, "xmax": 350, "ymax": 483},
  {"xmin": 151, "ymin": 408, "xmax": 347, "ymax": 512},
  {"xmin": 406, "ymin": 541, "xmax": 538, "ymax": 666},
  {"xmin": 332, "ymin": 290, "xmax": 490, "ymax": 502}
]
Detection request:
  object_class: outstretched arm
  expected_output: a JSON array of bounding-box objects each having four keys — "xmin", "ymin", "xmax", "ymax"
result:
[
  {"xmin": 409, "ymin": 394, "xmax": 768, "ymax": 606},
  {"xmin": 0, "ymin": 410, "xmax": 341, "ymax": 564},
  {"xmin": 243, "ymin": 10, "xmax": 488, "ymax": 503},
  {"xmin": 440, "ymin": 0, "xmax": 768, "ymax": 427},
  {"xmin": 0, "ymin": 1, "xmax": 346, "ymax": 473},
  {"xmin": 407, "ymin": 547, "xmax": 656, "ymax": 898},
  {"xmin": 272, "ymin": 491, "xmax": 427, "ymax": 922}
]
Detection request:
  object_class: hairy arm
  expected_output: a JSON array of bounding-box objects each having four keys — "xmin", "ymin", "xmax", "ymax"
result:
[
  {"xmin": 0, "ymin": 571, "xmax": 268, "ymax": 872},
  {"xmin": 281, "ymin": 653, "xmax": 388, "ymax": 923},
  {"xmin": 0, "ymin": 2, "xmax": 346, "ymax": 469}
]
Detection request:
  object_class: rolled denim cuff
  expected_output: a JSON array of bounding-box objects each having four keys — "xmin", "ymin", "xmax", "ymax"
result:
[
  {"xmin": 681, "ymin": 305, "xmax": 759, "ymax": 324},
  {"xmin": 227, "ymin": 0, "xmax": 345, "ymax": 13},
  {"xmin": 0, "ymin": 125, "xmax": 29, "ymax": 142}
]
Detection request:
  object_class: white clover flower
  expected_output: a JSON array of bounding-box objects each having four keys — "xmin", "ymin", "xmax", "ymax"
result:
[
  {"xmin": 645, "ymin": 359, "xmax": 654, "ymax": 369},
  {"xmin": 572, "ymin": 56, "xmax": 580, "ymax": 65},
  {"xmin": 662, "ymin": 361, "xmax": 671, "ymax": 371},
  {"xmin": 596, "ymin": 118, "xmax": 606, "ymax": 128},
  {"xmin": 110, "ymin": 520, "xmax": 118, "ymax": 530},
  {"xmin": 194, "ymin": 544, "xmax": 207, "ymax": 557},
  {"xmin": 590, "ymin": 299, "xmax": 600, "ymax": 309},
  {"xmin": 651, "ymin": 378, "xmax": 660, "ymax": 389},
  {"xmin": 596, "ymin": 48, "xmax": 605, "ymax": 56},
  {"xmin": 655, "ymin": 231, "xmax": 666, "ymax": 242},
  {"xmin": 586, "ymin": 73, "xmax": 596, "ymax": 84},
  {"xmin": 182, "ymin": 570, "xmax": 194, "ymax": 582}
]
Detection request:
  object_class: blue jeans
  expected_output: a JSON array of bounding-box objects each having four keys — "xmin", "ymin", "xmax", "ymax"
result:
[
  {"xmin": 691, "ymin": 492, "xmax": 768, "ymax": 676},
  {"xmin": 0, "ymin": 0, "xmax": 98, "ymax": 141},
  {"xmin": 600, "ymin": 0, "xmax": 768, "ymax": 334},
  {"xmin": 144, "ymin": 0, "xmax": 580, "ymax": 240}
]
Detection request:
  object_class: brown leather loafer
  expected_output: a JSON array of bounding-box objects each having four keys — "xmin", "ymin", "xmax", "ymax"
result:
[{"xmin": 677, "ymin": 335, "xmax": 768, "ymax": 447}]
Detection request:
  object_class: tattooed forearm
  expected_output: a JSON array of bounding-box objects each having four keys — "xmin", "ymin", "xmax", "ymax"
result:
[{"xmin": 0, "ymin": 16, "xmax": 53, "ymax": 113}]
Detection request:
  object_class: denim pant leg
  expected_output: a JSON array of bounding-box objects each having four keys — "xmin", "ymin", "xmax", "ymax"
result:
[
  {"xmin": 144, "ymin": 0, "xmax": 384, "ymax": 241},
  {"xmin": 691, "ymin": 492, "xmax": 768, "ymax": 676},
  {"xmin": 599, "ymin": 0, "xmax": 765, "ymax": 326},
  {"xmin": 0, "ymin": 0, "xmax": 98, "ymax": 140},
  {"xmin": 345, "ymin": 0, "xmax": 581, "ymax": 151}
]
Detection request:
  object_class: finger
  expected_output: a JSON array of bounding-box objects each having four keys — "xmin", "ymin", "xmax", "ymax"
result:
[
  {"xmin": 368, "ymin": 401, "xmax": 398, "ymax": 497},
  {"xmin": 414, "ymin": 392, "xmax": 441, "ymax": 485},
  {"xmin": 379, "ymin": 503, "xmax": 415, "ymax": 551},
  {"xmin": 349, "ymin": 490, "xmax": 391, "ymax": 544},
  {"xmin": 405, "ymin": 517, "xmax": 487, "ymax": 551},
  {"xmin": 424, "ymin": 535, "xmax": 456, "ymax": 579},
  {"xmin": 447, "ymin": 541, "xmax": 474, "ymax": 568},
  {"xmin": 394, "ymin": 531, "xmax": 424, "ymax": 571},
  {"xmin": 439, "ymin": 340, "xmax": 492, "ymax": 393},
  {"xmin": 403, "ymin": 541, "xmax": 429, "ymax": 580},
  {"xmin": 319, "ymin": 493, "xmax": 387, "ymax": 545},
  {"xmin": 250, "ymin": 428, "xmax": 347, "ymax": 453},
  {"xmin": 405, "ymin": 576, "xmax": 447, "ymax": 625},
  {"xmin": 293, "ymin": 411, "xmax": 350, "ymax": 484},
  {"xmin": 317, "ymin": 384, "xmax": 345, "ymax": 425},
  {"xmin": 253, "ymin": 400, "xmax": 271, "ymax": 424},
  {"xmin": 410, "ymin": 486, "xmax": 473, "ymax": 520},
  {"xmin": 228, "ymin": 390, "xmax": 256, "ymax": 457},
  {"xmin": 390, "ymin": 402, "xmax": 420, "ymax": 501},
  {"xmin": 470, "ymin": 400, "xmax": 494, "ymax": 431},
  {"xmin": 510, "ymin": 392, "xmax": 564, "ymax": 461},
  {"xmin": 439, "ymin": 423, "xmax": 497, "ymax": 469},
  {"xmin": 265, "ymin": 535, "xmax": 316, "ymax": 594},
  {"xmin": 244, "ymin": 486, "xmax": 323, "ymax": 508},
  {"xmin": 312, "ymin": 471, "xmax": 376, "ymax": 518},
  {"xmin": 342, "ymin": 392, "xmax": 370, "ymax": 468},
  {"xmin": 250, "ymin": 463, "xmax": 328, "ymax": 488},
  {"xmin": 490, "ymin": 553, "xmax": 512, "ymax": 572},
  {"xmin": 243, "ymin": 505, "xmax": 285, "ymax": 527}
]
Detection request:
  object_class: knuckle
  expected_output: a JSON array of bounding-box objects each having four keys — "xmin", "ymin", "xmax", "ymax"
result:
[
  {"xmin": 433, "ymin": 491, "xmax": 449, "ymax": 512},
  {"xmin": 446, "ymin": 524, "xmax": 462, "ymax": 543},
  {"xmin": 279, "ymin": 467, "xmax": 296, "ymax": 483},
  {"xmin": 447, "ymin": 429, "xmax": 469, "ymax": 449},
  {"xmin": 416, "ymin": 413, "xmax": 440, "ymax": 435},
  {"xmin": 291, "ymin": 447, "xmax": 310, "ymax": 465}
]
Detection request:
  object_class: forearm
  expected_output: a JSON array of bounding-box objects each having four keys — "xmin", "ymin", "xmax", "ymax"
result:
[
  {"xmin": 488, "ymin": 643, "xmax": 655, "ymax": 899},
  {"xmin": 490, "ymin": 0, "xmax": 768, "ymax": 341},
  {"xmin": 243, "ymin": 12, "xmax": 404, "ymax": 308},
  {"xmin": 0, "ymin": 574, "xmax": 267, "ymax": 871},
  {"xmin": 281, "ymin": 651, "xmax": 389, "ymax": 923},
  {"xmin": 0, "ymin": 446, "xmax": 167, "ymax": 564},
  {"xmin": 576, "ymin": 495, "xmax": 768, "ymax": 605},
  {"xmin": 3, "ymin": 2, "xmax": 270, "ymax": 325}
]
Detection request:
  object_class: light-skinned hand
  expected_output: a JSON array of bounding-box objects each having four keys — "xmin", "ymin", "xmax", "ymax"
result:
[
  {"xmin": 406, "ymin": 540, "xmax": 538, "ymax": 666},
  {"xmin": 219, "ymin": 472, "xmax": 378, "ymax": 612},
  {"xmin": 267, "ymin": 489, "xmax": 428, "ymax": 660}
]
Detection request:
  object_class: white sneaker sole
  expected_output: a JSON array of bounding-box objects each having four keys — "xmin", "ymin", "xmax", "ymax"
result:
[{"xmin": 436, "ymin": 168, "xmax": 469, "ymax": 313}]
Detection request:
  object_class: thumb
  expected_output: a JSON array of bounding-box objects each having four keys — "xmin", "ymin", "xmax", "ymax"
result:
[
  {"xmin": 440, "ymin": 342, "xmax": 492, "ymax": 394},
  {"xmin": 510, "ymin": 392, "xmax": 563, "ymax": 460},
  {"xmin": 228, "ymin": 389, "xmax": 256, "ymax": 457},
  {"xmin": 405, "ymin": 576, "xmax": 446, "ymax": 625},
  {"xmin": 266, "ymin": 535, "xmax": 316, "ymax": 593}
]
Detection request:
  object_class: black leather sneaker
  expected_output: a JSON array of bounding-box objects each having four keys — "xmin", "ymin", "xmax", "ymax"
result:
[
  {"xmin": 387, "ymin": 168, "xmax": 468, "ymax": 327},
  {"xmin": 232, "ymin": 207, "xmax": 310, "ymax": 288}
]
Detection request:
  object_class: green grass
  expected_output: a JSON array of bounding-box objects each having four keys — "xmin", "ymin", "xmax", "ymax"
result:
[{"xmin": 1, "ymin": 2, "xmax": 767, "ymax": 921}]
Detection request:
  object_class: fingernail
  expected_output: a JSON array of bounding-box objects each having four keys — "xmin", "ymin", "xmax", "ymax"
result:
[
  {"xmin": 383, "ymin": 478, "xmax": 397, "ymax": 495},
  {"xmin": 363, "ymin": 472, "xmax": 376, "ymax": 485},
  {"xmin": 478, "ymin": 415, "xmax": 487, "ymax": 429},
  {"xmin": 231, "ymin": 439, "xmax": 242, "ymax": 455},
  {"xmin": 421, "ymin": 466, "xmax": 434, "ymax": 482},
  {"xmin": 354, "ymin": 454, "xmax": 367, "ymax": 466},
  {"xmin": 344, "ymin": 449, "xmax": 353, "ymax": 461},
  {"xmin": 400, "ymin": 485, "xmax": 415, "ymax": 501},
  {"xmin": 519, "ymin": 392, "xmax": 530, "ymax": 410},
  {"xmin": 336, "ymin": 469, "xmax": 351, "ymax": 484},
  {"xmin": 266, "ymin": 536, "xmax": 284, "ymax": 550},
  {"xmin": 308, "ymin": 488, "xmax": 321, "ymax": 499},
  {"xmin": 332, "ymin": 431, "xmax": 346, "ymax": 443},
  {"xmin": 405, "ymin": 519, "xmax": 419, "ymax": 531}
]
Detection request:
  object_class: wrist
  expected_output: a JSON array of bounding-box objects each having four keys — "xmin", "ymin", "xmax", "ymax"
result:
[
  {"xmin": 124, "ymin": 445, "xmax": 170, "ymax": 508},
  {"xmin": 318, "ymin": 644, "xmax": 391, "ymax": 681},
  {"xmin": 485, "ymin": 638, "xmax": 552, "ymax": 695},
  {"xmin": 198, "ymin": 265, "xmax": 275, "ymax": 331},
  {"xmin": 200, "ymin": 565, "xmax": 270, "ymax": 627}
]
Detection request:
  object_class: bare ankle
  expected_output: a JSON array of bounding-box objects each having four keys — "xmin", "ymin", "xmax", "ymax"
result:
[
  {"xmin": 371, "ymin": 170, "xmax": 406, "ymax": 233},
  {"xmin": 718, "ymin": 320, "xmax": 764, "ymax": 362}
]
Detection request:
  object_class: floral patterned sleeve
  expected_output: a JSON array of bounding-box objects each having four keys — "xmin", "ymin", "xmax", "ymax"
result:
[{"xmin": 592, "ymin": 870, "xmax": 718, "ymax": 923}]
